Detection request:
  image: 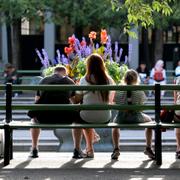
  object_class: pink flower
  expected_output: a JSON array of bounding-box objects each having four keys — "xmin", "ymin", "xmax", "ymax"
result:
[{"xmin": 80, "ymin": 40, "xmax": 86, "ymax": 47}]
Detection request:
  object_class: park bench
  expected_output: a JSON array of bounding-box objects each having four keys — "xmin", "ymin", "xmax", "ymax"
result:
[
  {"xmin": 0, "ymin": 70, "xmax": 42, "ymax": 85},
  {"xmin": 0, "ymin": 83, "xmax": 180, "ymax": 167}
]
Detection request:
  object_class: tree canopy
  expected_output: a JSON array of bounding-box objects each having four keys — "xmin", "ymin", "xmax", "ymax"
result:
[
  {"xmin": 0, "ymin": 0, "xmax": 175, "ymax": 32},
  {"xmin": 111, "ymin": 0, "xmax": 174, "ymax": 36}
]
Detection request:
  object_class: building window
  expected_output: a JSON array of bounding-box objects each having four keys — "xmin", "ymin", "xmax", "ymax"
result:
[
  {"xmin": 21, "ymin": 18, "xmax": 30, "ymax": 35},
  {"xmin": 21, "ymin": 18, "xmax": 44, "ymax": 35}
]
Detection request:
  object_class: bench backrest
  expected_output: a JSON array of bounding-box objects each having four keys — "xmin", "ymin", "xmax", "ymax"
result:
[{"xmin": 1, "ymin": 83, "xmax": 180, "ymax": 125}]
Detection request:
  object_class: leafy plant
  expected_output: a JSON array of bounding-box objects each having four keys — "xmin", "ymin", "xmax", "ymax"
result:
[{"xmin": 38, "ymin": 29, "xmax": 129, "ymax": 83}]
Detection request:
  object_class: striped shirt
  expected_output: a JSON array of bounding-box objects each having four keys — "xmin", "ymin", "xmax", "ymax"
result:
[{"xmin": 114, "ymin": 90, "xmax": 147, "ymax": 106}]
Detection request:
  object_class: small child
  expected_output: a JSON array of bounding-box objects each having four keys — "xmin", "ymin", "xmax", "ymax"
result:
[
  {"xmin": 111, "ymin": 69, "xmax": 155, "ymax": 160},
  {"xmin": 3, "ymin": 63, "xmax": 19, "ymax": 84},
  {"xmin": 3, "ymin": 63, "xmax": 21, "ymax": 97}
]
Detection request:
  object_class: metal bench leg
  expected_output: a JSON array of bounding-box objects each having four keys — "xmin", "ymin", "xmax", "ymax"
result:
[
  {"xmin": 10, "ymin": 129, "xmax": 13, "ymax": 160},
  {"xmin": 155, "ymin": 125, "xmax": 162, "ymax": 166},
  {"xmin": 4, "ymin": 125, "xmax": 11, "ymax": 166}
]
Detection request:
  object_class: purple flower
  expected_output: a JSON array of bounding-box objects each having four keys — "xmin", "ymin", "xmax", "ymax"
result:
[
  {"xmin": 85, "ymin": 46, "xmax": 92, "ymax": 57},
  {"xmin": 53, "ymin": 58, "xmax": 58, "ymax": 65},
  {"xmin": 42, "ymin": 49, "xmax": 50, "ymax": 67},
  {"xmin": 106, "ymin": 35, "xmax": 111, "ymax": 49},
  {"xmin": 80, "ymin": 37, "xmax": 87, "ymax": 58},
  {"xmin": 114, "ymin": 41, "xmax": 118, "ymax": 62},
  {"xmin": 56, "ymin": 49, "xmax": 61, "ymax": 64},
  {"xmin": 128, "ymin": 43, "xmax": 132, "ymax": 63},
  {"xmin": 95, "ymin": 43, "xmax": 99, "ymax": 49},
  {"xmin": 124, "ymin": 55, "xmax": 128, "ymax": 64},
  {"xmin": 61, "ymin": 54, "xmax": 69, "ymax": 64},
  {"xmin": 119, "ymin": 48, "xmax": 123, "ymax": 59},
  {"xmin": 109, "ymin": 48, "xmax": 113, "ymax": 62},
  {"xmin": 35, "ymin": 49, "xmax": 45, "ymax": 66},
  {"xmin": 105, "ymin": 35, "xmax": 113, "ymax": 61}
]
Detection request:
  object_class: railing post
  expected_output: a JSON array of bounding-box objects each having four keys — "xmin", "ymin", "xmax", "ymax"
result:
[
  {"xmin": 5, "ymin": 83, "xmax": 12, "ymax": 123},
  {"xmin": 4, "ymin": 124, "xmax": 10, "ymax": 166},
  {"xmin": 4, "ymin": 83, "xmax": 13, "ymax": 165},
  {"xmin": 154, "ymin": 83, "xmax": 162, "ymax": 165}
]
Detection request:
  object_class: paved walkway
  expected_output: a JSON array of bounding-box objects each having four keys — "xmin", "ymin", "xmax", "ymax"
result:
[{"xmin": 0, "ymin": 152, "xmax": 180, "ymax": 180}]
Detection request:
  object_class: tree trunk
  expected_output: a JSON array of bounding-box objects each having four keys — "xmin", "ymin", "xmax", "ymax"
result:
[
  {"xmin": 152, "ymin": 28, "xmax": 163, "ymax": 63},
  {"xmin": 10, "ymin": 20, "xmax": 21, "ymax": 69},
  {"xmin": 141, "ymin": 27, "xmax": 150, "ymax": 68},
  {"xmin": 7, "ymin": 25, "xmax": 12, "ymax": 64}
]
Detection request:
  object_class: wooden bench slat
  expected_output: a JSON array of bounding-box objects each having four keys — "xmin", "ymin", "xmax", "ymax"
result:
[
  {"xmin": 161, "ymin": 123, "xmax": 180, "ymax": 128},
  {"xmin": 8, "ymin": 121, "xmax": 157, "ymax": 129},
  {"xmin": 11, "ymin": 104, "xmax": 155, "ymax": 111}
]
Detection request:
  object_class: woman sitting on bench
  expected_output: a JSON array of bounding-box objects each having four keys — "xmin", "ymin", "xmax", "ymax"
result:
[{"xmin": 72, "ymin": 53, "xmax": 115, "ymax": 158}]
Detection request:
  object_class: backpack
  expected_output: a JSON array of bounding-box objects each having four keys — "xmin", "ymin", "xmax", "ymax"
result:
[{"xmin": 154, "ymin": 69, "xmax": 164, "ymax": 82}]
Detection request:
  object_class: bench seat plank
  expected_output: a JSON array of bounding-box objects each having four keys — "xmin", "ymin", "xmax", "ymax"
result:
[
  {"xmin": 161, "ymin": 123, "xmax": 180, "ymax": 128},
  {"xmin": 8, "ymin": 121, "xmax": 157, "ymax": 129}
]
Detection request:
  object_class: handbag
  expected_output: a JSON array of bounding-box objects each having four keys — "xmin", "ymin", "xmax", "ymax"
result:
[{"xmin": 160, "ymin": 109, "xmax": 174, "ymax": 123}]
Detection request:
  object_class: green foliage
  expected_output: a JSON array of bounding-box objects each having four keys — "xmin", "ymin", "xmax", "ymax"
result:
[
  {"xmin": 111, "ymin": 0, "xmax": 174, "ymax": 35},
  {"xmin": 162, "ymin": 0, "xmax": 180, "ymax": 27},
  {"xmin": 76, "ymin": 59, "xmax": 86, "ymax": 79},
  {"xmin": 42, "ymin": 66, "xmax": 55, "ymax": 77},
  {"xmin": 0, "ymin": 0, "xmax": 127, "ymax": 34},
  {"xmin": 1, "ymin": 0, "xmax": 174, "ymax": 37},
  {"xmin": 42, "ymin": 64, "xmax": 63, "ymax": 77},
  {"xmin": 76, "ymin": 58, "xmax": 128, "ymax": 84},
  {"xmin": 106, "ymin": 61, "xmax": 123, "ymax": 83},
  {"xmin": 0, "ymin": 0, "xmax": 47, "ymax": 24},
  {"xmin": 49, "ymin": 0, "xmax": 127, "ymax": 30},
  {"xmin": 42, "ymin": 58, "xmax": 128, "ymax": 84},
  {"xmin": 148, "ymin": 0, "xmax": 180, "ymax": 30}
]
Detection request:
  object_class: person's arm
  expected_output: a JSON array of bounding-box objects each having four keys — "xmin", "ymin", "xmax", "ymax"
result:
[
  {"xmin": 137, "ymin": 91, "xmax": 147, "ymax": 104},
  {"xmin": 69, "ymin": 77, "xmax": 84, "ymax": 104},
  {"xmin": 144, "ymin": 68, "xmax": 150, "ymax": 83},
  {"xmin": 108, "ymin": 77, "xmax": 115, "ymax": 104},
  {"xmin": 150, "ymin": 68, "xmax": 154, "ymax": 79},
  {"xmin": 70, "ymin": 94, "xmax": 83, "ymax": 104},
  {"xmin": 35, "ymin": 78, "xmax": 44, "ymax": 103},
  {"xmin": 34, "ymin": 95, "xmax": 40, "ymax": 103}
]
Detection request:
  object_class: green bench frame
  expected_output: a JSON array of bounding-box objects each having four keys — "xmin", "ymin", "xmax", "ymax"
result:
[{"xmin": 1, "ymin": 83, "xmax": 180, "ymax": 166}]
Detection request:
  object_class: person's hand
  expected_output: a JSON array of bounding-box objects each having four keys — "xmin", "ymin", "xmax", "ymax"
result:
[
  {"xmin": 12, "ymin": 76, "xmax": 17, "ymax": 80},
  {"xmin": 34, "ymin": 96, "xmax": 40, "ymax": 103}
]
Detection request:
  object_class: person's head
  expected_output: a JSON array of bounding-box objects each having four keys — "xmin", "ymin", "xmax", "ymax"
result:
[
  {"xmin": 54, "ymin": 66, "xmax": 67, "ymax": 76},
  {"xmin": 4, "ymin": 63, "xmax": 15, "ymax": 73},
  {"xmin": 155, "ymin": 59, "xmax": 164, "ymax": 70},
  {"xmin": 124, "ymin": 69, "xmax": 139, "ymax": 85},
  {"xmin": 85, "ymin": 53, "xmax": 108, "ymax": 84},
  {"xmin": 177, "ymin": 60, "xmax": 180, "ymax": 67},
  {"xmin": 139, "ymin": 62, "xmax": 146, "ymax": 70},
  {"xmin": 85, "ymin": 53, "xmax": 109, "ymax": 102}
]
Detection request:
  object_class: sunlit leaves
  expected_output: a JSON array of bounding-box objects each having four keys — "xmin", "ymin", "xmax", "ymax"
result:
[{"xmin": 111, "ymin": 0, "xmax": 174, "ymax": 36}]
